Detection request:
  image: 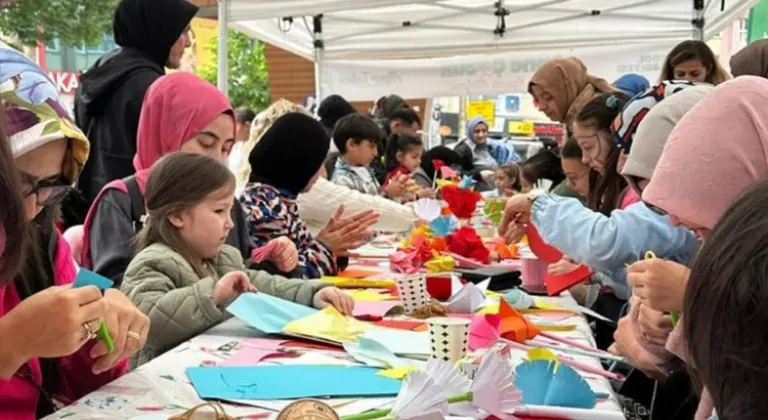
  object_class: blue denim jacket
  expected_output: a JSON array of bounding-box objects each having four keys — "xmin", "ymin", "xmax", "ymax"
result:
[{"xmin": 531, "ymin": 194, "xmax": 699, "ymax": 300}]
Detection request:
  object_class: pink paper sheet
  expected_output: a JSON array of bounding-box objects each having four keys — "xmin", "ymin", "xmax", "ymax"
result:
[
  {"xmin": 352, "ymin": 300, "xmax": 400, "ymax": 318},
  {"xmin": 250, "ymin": 241, "xmax": 278, "ymax": 263},
  {"xmin": 220, "ymin": 338, "xmax": 290, "ymax": 366}
]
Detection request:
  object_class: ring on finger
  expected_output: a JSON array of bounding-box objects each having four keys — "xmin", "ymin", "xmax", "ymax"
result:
[
  {"xmin": 127, "ymin": 331, "xmax": 141, "ymax": 341},
  {"xmin": 83, "ymin": 322, "xmax": 98, "ymax": 340}
]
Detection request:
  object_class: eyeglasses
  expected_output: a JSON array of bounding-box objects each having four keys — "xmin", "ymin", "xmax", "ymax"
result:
[
  {"xmin": 643, "ymin": 200, "xmax": 668, "ymax": 216},
  {"xmin": 20, "ymin": 173, "xmax": 72, "ymax": 207}
]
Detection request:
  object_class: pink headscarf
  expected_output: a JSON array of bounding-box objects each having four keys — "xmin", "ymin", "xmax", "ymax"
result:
[
  {"xmin": 643, "ymin": 76, "xmax": 768, "ymax": 230},
  {"xmin": 81, "ymin": 72, "xmax": 233, "ymax": 268},
  {"xmin": 132, "ymin": 72, "xmax": 234, "ymax": 192}
]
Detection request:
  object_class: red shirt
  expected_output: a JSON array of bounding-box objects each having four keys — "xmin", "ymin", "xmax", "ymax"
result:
[{"xmin": 383, "ymin": 166, "xmax": 410, "ymax": 188}]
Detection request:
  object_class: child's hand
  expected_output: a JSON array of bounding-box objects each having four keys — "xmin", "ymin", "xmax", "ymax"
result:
[
  {"xmin": 416, "ymin": 188, "xmax": 436, "ymax": 199},
  {"xmin": 214, "ymin": 271, "xmax": 257, "ymax": 306},
  {"xmin": 384, "ymin": 174, "xmax": 408, "ymax": 198},
  {"xmin": 268, "ymin": 237, "xmax": 299, "ymax": 272},
  {"xmin": 312, "ymin": 287, "xmax": 355, "ymax": 315}
]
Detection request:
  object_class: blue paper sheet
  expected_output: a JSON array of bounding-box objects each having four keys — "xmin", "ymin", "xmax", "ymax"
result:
[
  {"xmin": 73, "ymin": 268, "xmax": 114, "ymax": 290},
  {"xmin": 187, "ymin": 365, "xmax": 401, "ymax": 399},
  {"xmin": 226, "ymin": 292, "xmax": 317, "ymax": 334}
]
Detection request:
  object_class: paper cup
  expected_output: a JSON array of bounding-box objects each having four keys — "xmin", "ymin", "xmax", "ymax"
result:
[
  {"xmin": 428, "ymin": 317, "xmax": 471, "ymax": 363},
  {"xmin": 521, "ymin": 258, "xmax": 548, "ymax": 293},
  {"xmin": 396, "ymin": 273, "xmax": 429, "ymax": 315}
]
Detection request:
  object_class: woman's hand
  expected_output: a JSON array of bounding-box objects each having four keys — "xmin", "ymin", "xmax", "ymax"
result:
[
  {"xmin": 628, "ymin": 259, "xmax": 689, "ymax": 312},
  {"xmin": 498, "ymin": 194, "xmax": 533, "ymax": 240},
  {"xmin": 214, "ymin": 271, "xmax": 257, "ymax": 306},
  {"xmin": 548, "ymin": 258, "xmax": 578, "ymax": 275},
  {"xmin": 312, "ymin": 287, "xmax": 355, "ymax": 315},
  {"xmin": 268, "ymin": 237, "xmax": 299, "ymax": 272},
  {"xmin": 636, "ymin": 303, "xmax": 673, "ymax": 346},
  {"xmin": 90, "ymin": 289, "xmax": 149, "ymax": 374},
  {"xmin": 1, "ymin": 286, "xmax": 107, "ymax": 372},
  {"xmin": 610, "ymin": 316, "xmax": 667, "ymax": 380},
  {"xmin": 317, "ymin": 206, "xmax": 379, "ymax": 254}
]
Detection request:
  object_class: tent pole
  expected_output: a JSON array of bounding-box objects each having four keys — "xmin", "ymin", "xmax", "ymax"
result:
[
  {"xmin": 692, "ymin": 0, "xmax": 705, "ymax": 40},
  {"xmin": 313, "ymin": 14, "xmax": 325, "ymax": 104},
  {"xmin": 217, "ymin": 0, "xmax": 229, "ymax": 96}
]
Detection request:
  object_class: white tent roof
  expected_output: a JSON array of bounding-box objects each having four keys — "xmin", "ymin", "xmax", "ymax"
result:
[{"xmin": 227, "ymin": 0, "xmax": 755, "ymax": 61}]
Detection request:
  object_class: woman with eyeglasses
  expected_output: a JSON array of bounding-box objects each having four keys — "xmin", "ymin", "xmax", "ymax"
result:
[
  {"xmin": 498, "ymin": 83, "xmax": 709, "ymax": 346},
  {"xmin": 0, "ymin": 43, "xmax": 148, "ymax": 419}
]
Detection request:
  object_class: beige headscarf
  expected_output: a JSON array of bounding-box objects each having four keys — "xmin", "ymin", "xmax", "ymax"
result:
[
  {"xmin": 235, "ymin": 99, "xmax": 311, "ymax": 189},
  {"xmin": 528, "ymin": 57, "xmax": 616, "ymax": 130}
]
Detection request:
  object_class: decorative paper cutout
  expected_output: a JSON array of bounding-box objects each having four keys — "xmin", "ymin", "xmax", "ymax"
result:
[
  {"xmin": 498, "ymin": 299, "xmax": 541, "ymax": 343},
  {"xmin": 545, "ymin": 264, "xmax": 593, "ymax": 296},
  {"xmin": 414, "ymin": 198, "xmax": 442, "ymax": 222},
  {"xmin": 424, "ymin": 256, "xmax": 455, "ymax": 274},
  {"xmin": 494, "ymin": 242, "xmax": 519, "ymax": 260},
  {"xmin": 468, "ymin": 314, "xmax": 501, "ymax": 351},
  {"xmin": 446, "ymin": 279, "xmax": 490, "ymax": 314},
  {"xmin": 459, "ymin": 175, "xmax": 476, "ymax": 189},
  {"xmin": 250, "ymin": 240, "xmax": 277, "ymax": 263},
  {"xmin": 344, "ymin": 336, "xmax": 408, "ymax": 368},
  {"xmin": 439, "ymin": 166, "xmax": 459, "ymax": 180},
  {"xmin": 469, "ymin": 350, "xmax": 523, "ymax": 420},
  {"xmin": 483, "ymin": 200, "xmax": 505, "ymax": 224},
  {"xmin": 390, "ymin": 250, "xmax": 420, "ymax": 274},
  {"xmin": 390, "ymin": 372, "xmax": 449, "ymax": 419},
  {"xmin": 503, "ymin": 289, "xmax": 534, "ymax": 310},
  {"xmin": 429, "ymin": 216, "xmax": 457, "ymax": 238},
  {"xmin": 441, "ymin": 185, "xmax": 482, "ymax": 219},
  {"xmin": 447, "ymin": 226, "xmax": 491, "ymax": 264},
  {"xmin": 515, "ymin": 360, "xmax": 596, "ymax": 409},
  {"xmin": 525, "ymin": 224, "xmax": 563, "ymax": 263}
]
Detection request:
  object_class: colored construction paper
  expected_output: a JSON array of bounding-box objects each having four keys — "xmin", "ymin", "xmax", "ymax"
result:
[
  {"xmin": 514, "ymin": 360, "xmax": 596, "ymax": 409},
  {"xmin": 353, "ymin": 301, "xmax": 401, "ymax": 318},
  {"xmin": 374, "ymin": 320, "xmax": 425, "ymax": 331},
  {"xmin": 344, "ymin": 336, "xmax": 408, "ymax": 368},
  {"xmin": 498, "ymin": 299, "xmax": 541, "ymax": 343},
  {"xmin": 347, "ymin": 290, "xmax": 397, "ymax": 301},
  {"xmin": 226, "ymin": 292, "xmax": 316, "ymax": 334},
  {"xmin": 468, "ymin": 314, "xmax": 501, "ymax": 351},
  {"xmin": 545, "ymin": 264, "xmax": 593, "ymax": 296},
  {"xmin": 429, "ymin": 216, "xmax": 457, "ymax": 237},
  {"xmin": 447, "ymin": 279, "xmax": 489, "ymax": 314},
  {"xmin": 73, "ymin": 268, "xmax": 114, "ymax": 290},
  {"xmin": 362, "ymin": 328, "xmax": 431, "ymax": 356},
  {"xmin": 525, "ymin": 224, "xmax": 563, "ymax": 263},
  {"xmin": 378, "ymin": 366, "xmax": 420, "ymax": 380},
  {"xmin": 338, "ymin": 268, "xmax": 382, "ymax": 279},
  {"xmin": 503, "ymin": 289, "xmax": 534, "ymax": 310},
  {"xmin": 221, "ymin": 338, "xmax": 293, "ymax": 366},
  {"xmin": 322, "ymin": 277, "xmax": 396, "ymax": 289},
  {"xmin": 459, "ymin": 175, "xmax": 476, "ymax": 189},
  {"xmin": 284, "ymin": 307, "xmax": 369, "ymax": 344},
  {"xmin": 439, "ymin": 166, "xmax": 459, "ymax": 180},
  {"xmin": 186, "ymin": 366, "xmax": 402, "ymax": 399},
  {"xmin": 424, "ymin": 255, "xmax": 455, "ymax": 274}
]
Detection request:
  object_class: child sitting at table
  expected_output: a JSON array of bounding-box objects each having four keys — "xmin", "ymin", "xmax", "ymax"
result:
[
  {"xmin": 121, "ymin": 152, "xmax": 353, "ymax": 366},
  {"xmin": 383, "ymin": 132, "xmax": 435, "ymax": 200},
  {"xmin": 331, "ymin": 113, "xmax": 407, "ymax": 199},
  {"xmin": 494, "ymin": 163, "xmax": 523, "ymax": 197}
]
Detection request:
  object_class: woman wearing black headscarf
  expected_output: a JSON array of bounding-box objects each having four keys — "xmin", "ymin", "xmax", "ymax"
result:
[{"xmin": 240, "ymin": 113, "xmax": 379, "ymax": 279}]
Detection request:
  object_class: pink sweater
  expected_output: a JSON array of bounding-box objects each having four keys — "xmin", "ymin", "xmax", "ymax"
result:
[{"xmin": 0, "ymin": 236, "xmax": 128, "ymax": 420}]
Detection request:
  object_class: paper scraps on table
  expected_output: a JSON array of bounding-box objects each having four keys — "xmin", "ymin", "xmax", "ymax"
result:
[
  {"xmin": 250, "ymin": 241, "xmax": 277, "ymax": 263},
  {"xmin": 221, "ymin": 338, "xmax": 297, "ymax": 366},
  {"xmin": 414, "ymin": 198, "xmax": 442, "ymax": 222},
  {"xmin": 322, "ymin": 276, "xmax": 396, "ymax": 289},
  {"xmin": 72, "ymin": 268, "xmax": 115, "ymax": 353},
  {"xmin": 344, "ymin": 336, "xmax": 409, "ymax": 368},
  {"xmin": 362, "ymin": 327, "xmax": 431, "ymax": 356},
  {"xmin": 524, "ymin": 224, "xmax": 563, "ymax": 263},
  {"xmin": 338, "ymin": 268, "xmax": 383, "ymax": 279},
  {"xmin": 227, "ymin": 292, "xmax": 317, "ymax": 334},
  {"xmin": 502, "ymin": 289, "xmax": 534, "ymax": 310},
  {"xmin": 352, "ymin": 301, "xmax": 401, "ymax": 318},
  {"xmin": 424, "ymin": 255, "xmax": 455, "ymax": 274},
  {"xmin": 375, "ymin": 319, "xmax": 425, "ymax": 331},
  {"xmin": 514, "ymin": 360, "xmax": 596, "ymax": 409},
  {"xmin": 187, "ymin": 365, "xmax": 402, "ymax": 400},
  {"xmin": 378, "ymin": 365, "xmax": 421, "ymax": 380},
  {"xmin": 347, "ymin": 289, "xmax": 397, "ymax": 301},
  {"xmin": 284, "ymin": 307, "xmax": 370, "ymax": 344},
  {"xmin": 390, "ymin": 250, "xmax": 420, "ymax": 274},
  {"xmin": 447, "ymin": 278, "xmax": 490, "ymax": 314},
  {"xmin": 545, "ymin": 264, "xmax": 593, "ymax": 296},
  {"xmin": 429, "ymin": 216, "xmax": 457, "ymax": 238}
]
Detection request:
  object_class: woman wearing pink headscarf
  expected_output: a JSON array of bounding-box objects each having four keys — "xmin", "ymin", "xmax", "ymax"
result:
[
  {"xmin": 625, "ymin": 76, "xmax": 768, "ymax": 419},
  {"xmin": 81, "ymin": 72, "xmax": 297, "ymax": 286}
]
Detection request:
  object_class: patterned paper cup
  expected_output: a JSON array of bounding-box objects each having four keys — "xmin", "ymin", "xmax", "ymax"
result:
[
  {"xmin": 395, "ymin": 272, "xmax": 429, "ymax": 315},
  {"xmin": 428, "ymin": 317, "xmax": 471, "ymax": 363}
]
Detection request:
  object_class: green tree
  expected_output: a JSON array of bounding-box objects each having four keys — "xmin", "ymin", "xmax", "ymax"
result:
[
  {"xmin": 0, "ymin": 0, "xmax": 115, "ymax": 47},
  {"xmin": 200, "ymin": 29, "xmax": 271, "ymax": 110}
]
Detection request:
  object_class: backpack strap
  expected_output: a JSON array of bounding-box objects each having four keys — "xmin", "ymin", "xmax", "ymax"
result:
[{"xmin": 123, "ymin": 176, "xmax": 146, "ymax": 233}]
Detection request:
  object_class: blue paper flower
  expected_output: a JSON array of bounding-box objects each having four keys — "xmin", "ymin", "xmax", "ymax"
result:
[
  {"xmin": 459, "ymin": 175, "xmax": 476, "ymax": 189},
  {"xmin": 514, "ymin": 360, "xmax": 596, "ymax": 409},
  {"xmin": 429, "ymin": 216, "xmax": 456, "ymax": 237}
]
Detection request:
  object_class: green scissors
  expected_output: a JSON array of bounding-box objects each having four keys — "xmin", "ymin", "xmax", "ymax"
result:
[{"xmin": 643, "ymin": 250, "xmax": 679, "ymax": 326}]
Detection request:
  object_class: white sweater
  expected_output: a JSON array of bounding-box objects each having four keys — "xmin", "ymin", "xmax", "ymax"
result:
[{"xmin": 298, "ymin": 177, "xmax": 418, "ymax": 235}]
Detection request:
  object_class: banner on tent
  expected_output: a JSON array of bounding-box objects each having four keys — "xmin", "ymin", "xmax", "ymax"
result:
[{"xmin": 319, "ymin": 42, "xmax": 678, "ymax": 101}]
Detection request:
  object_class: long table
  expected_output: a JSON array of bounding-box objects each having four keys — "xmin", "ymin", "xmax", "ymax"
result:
[{"xmin": 43, "ymin": 289, "xmax": 625, "ymax": 420}]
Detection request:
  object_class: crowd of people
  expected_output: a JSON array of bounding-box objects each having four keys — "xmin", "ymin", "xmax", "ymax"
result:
[{"xmin": 2, "ymin": 0, "xmax": 768, "ymax": 419}]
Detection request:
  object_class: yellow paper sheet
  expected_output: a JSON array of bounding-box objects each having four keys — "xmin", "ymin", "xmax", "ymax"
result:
[
  {"xmin": 424, "ymin": 256, "xmax": 455, "ymax": 274},
  {"xmin": 477, "ymin": 303, "xmax": 500, "ymax": 315},
  {"xmin": 321, "ymin": 276, "xmax": 396, "ymax": 289},
  {"xmin": 377, "ymin": 366, "xmax": 420, "ymax": 380},
  {"xmin": 536, "ymin": 324, "xmax": 577, "ymax": 332},
  {"xmin": 283, "ymin": 307, "xmax": 370, "ymax": 344},
  {"xmin": 527, "ymin": 348, "xmax": 558, "ymax": 362},
  {"xmin": 346, "ymin": 290, "xmax": 397, "ymax": 301},
  {"xmin": 533, "ymin": 298, "xmax": 562, "ymax": 310}
]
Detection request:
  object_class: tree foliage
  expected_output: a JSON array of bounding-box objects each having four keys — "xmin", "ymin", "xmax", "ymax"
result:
[
  {"xmin": 200, "ymin": 29, "xmax": 271, "ymax": 110},
  {"xmin": 0, "ymin": 0, "xmax": 115, "ymax": 47}
]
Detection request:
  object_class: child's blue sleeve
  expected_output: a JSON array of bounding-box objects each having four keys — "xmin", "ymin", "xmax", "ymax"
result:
[{"xmin": 531, "ymin": 195, "xmax": 698, "ymax": 271}]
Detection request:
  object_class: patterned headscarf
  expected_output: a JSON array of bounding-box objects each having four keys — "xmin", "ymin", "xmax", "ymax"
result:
[
  {"xmin": 611, "ymin": 80, "xmax": 697, "ymax": 154},
  {"xmin": 0, "ymin": 42, "xmax": 89, "ymax": 183}
]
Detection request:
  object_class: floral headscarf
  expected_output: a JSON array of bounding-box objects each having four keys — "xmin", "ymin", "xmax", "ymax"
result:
[{"xmin": 0, "ymin": 41, "xmax": 89, "ymax": 184}]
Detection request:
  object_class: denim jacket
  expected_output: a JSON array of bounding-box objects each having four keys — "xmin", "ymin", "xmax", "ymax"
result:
[
  {"xmin": 531, "ymin": 194, "xmax": 699, "ymax": 300},
  {"xmin": 331, "ymin": 158, "xmax": 381, "ymax": 196}
]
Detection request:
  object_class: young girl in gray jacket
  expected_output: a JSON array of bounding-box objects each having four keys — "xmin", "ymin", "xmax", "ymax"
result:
[{"xmin": 121, "ymin": 152, "xmax": 353, "ymax": 365}]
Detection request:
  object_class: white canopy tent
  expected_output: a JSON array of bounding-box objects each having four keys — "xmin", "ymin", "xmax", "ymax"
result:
[{"xmin": 216, "ymin": 0, "xmax": 756, "ymax": 100}]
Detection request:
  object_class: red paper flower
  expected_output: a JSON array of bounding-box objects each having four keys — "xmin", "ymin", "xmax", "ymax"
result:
[
  {"xmin": 441, "ymin": 185, "xmax": 481, "ymax": 219},
  {"xmin": 448, "ymin": 226, "xmax": 491, "ymax": 264}
]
